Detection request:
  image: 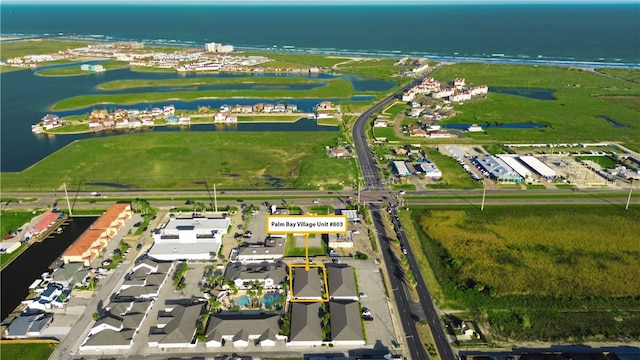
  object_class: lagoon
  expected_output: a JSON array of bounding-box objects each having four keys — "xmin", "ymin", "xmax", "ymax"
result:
[{"xmin": 0, "ymin": 66, "xmax": 386, "ymax": 172}]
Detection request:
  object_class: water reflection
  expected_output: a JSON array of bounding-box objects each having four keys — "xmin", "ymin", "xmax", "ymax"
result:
[{"xmin": 0, "ymin": 216, "xmax": 96, "ymax": 321}]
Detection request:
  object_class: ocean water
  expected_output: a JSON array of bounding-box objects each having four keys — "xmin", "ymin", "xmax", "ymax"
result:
[{"xmin": 1, "ymin": 4, "xmax": 639, "ymax": 65}]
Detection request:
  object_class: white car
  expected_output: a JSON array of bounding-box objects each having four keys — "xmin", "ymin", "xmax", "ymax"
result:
[
  {"xmin": 313, "ymin": 200, "xmax": 320, "ymax": 204},
  {"xmin": 362, "ymin": 307, "xmax": 371, "ymax": 316},
  {"xmin": 359, "ymin": 292, "xmax": 368, "ymax": 299}
]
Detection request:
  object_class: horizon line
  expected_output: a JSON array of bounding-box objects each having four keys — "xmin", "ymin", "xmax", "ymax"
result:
[{"xmin": 3, "ymin": 0, "xmax": 639, "ymax": 5}]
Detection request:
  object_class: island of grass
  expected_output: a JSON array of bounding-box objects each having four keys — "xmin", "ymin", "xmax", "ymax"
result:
[
  {"xmin": 1, "ymin": 132, "xmax": 358, "ymax": 191},
  {"xmin": 406, "ymin": 205, "xmax": 640, "ymax": 342},
  {"xmin": 95, "ymin": 76, "xmax": 333, "ymax": 90},
  {"xmin": 50, "ymin": 78, "xmax": 364, "ymax": 111},
  {"xmin": 34, "ymin": 60, "xmax": 130, "ymax": 76}
]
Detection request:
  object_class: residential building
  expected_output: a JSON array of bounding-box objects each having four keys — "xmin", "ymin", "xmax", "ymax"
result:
[
  {"xmin": 326, "ymin": 265, "xmax": 358, "ymax": 301},
  {"xmin": 329, "ymin": 300, "xmax": 365, "ymax": 345},
  {"xmin": 62, "ymin": 203, "xmax": 132, "ymax": 266},
  {"xmin": 5, "ymin": 313, "xmax": 53, "ymax": 338},
  {"xmin": 114, "ymin": 259, "xmax": 173, "ymax": 301},
  {"xmin": 80, "ymin": 301, "xmax": 152, "ymax": 352},
  {"xmin": 205, "ymin": 312, "xmax": 286, "ymax": 348},
  {"xmin": 51, "ymin": 262, "xmax": 90, "ymax": 288},
  {"xmin": 292, "ymin": 267, "xmax": 324, "ymax": 300},
  {"xmin": 223, "ymin": 261, "xmax": 288, "ymax": 289},
  {"xmin": 373, "ymin": 118, "xmax": 388, "ymax": 127},
  {"xmin": 236, "ymin": 237, "xmax": 285, "ymax": 263},
  {"xmin": 288, "ymin": 302, "xmax": 322, "ymax": 346},
  {"xmin": 148, "ymin": 300, "xmax": 204, "ymax": 348}
]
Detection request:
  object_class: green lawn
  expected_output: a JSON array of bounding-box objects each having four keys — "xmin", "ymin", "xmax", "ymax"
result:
[
  {"xmin": 431, "ymin": 64, "xmax": 640, "ymax": 151},
  {"xmin": 373, "ymin": 127, "xmax": 400, "ymax": 141},
  {"xmin": 0, "ymin": 211, "xmax": 39, "ymax": 237},
  {"xmin": 0, "ymin": 342, "xmax": 58, "ymax": 360},
  {"xmin": 284, "ymin": 235, "xmax": 328, "ymax": 257},
  {"xmin": 1, "ymin": 132, "xmax": 356, "ymax": 191},
  {"xmin": 51, "ymin": 78, "xmax": 357, "ymax": 110},
  {"xmin": 383, "ymin": 102, "xmax": 409, "ymax": 115}
]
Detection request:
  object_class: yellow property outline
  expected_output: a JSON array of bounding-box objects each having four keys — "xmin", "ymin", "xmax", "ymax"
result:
[{"xmin": 266, "ymin": 215, "xmax": 348, "ymax": 303}]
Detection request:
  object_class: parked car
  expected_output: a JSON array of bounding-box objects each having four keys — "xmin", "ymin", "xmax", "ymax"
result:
[
  {"xmin": 359, "ymin": 292, "xmax": 368, "ymax": 299},
  {"xmin": 362, "ymin": 307, "xmax": 371, "ymax": 316}
]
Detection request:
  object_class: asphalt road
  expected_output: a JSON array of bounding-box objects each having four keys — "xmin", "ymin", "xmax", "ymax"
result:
[
  {"xmin": 352, "ymin": 66, "xmax": 443, "ymax": 191},
  {"xmin": 370, "ymin": 204, "xmax": 429, "ymax": 360}
]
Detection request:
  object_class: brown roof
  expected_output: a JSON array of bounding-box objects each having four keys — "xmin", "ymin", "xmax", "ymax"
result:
[
  {"xmin": 92, "ymin": 203, "xmax": 130, "ymax": 230},
  {"xmin": 63, "ymin": 228, "xmax": 104, "ymax": 256}
]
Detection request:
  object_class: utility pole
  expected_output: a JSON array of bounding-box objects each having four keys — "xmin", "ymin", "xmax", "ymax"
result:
[
  {"xmin": 63, "ymin": 182, "xmax": 73, "ymax": 216},
  {"xmin": 357, "ymin": 180, "xmax": 361, "ymax": 206},
  {"xmin": 481, "ymin": 180, "xmax": 487, "ymax": 211},
  {"xmin": 626, "ymin": 178, "xmax": 634, "ymax": 210},
  {"xmin": 213, "ymin": 183, "xmax": 218, "ymax": 212}
]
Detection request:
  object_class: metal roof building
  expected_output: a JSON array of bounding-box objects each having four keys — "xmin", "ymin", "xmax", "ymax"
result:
[
  {"xmin": 475, "ymin": 156, "xmax": 523, "ymax": 182},
  {"xmin": 392, "ymin": 161, "xmax": 412, "ymax": 176},
  {"xmin": 519, "ymin": 155, "xmax": 559, "ymax": 178},
  {"xmin": 496, "ymin": 155, "xmax": 533, "ymax": 178}
]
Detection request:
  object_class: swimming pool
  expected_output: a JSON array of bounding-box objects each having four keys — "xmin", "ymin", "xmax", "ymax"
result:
[
  {"xmin": 263, "ymin": 292, "xmax": 284, "ymax": 308},
  {"xmin": 236, "ymin": 295, "xmax": 250, "ymax": 307}
]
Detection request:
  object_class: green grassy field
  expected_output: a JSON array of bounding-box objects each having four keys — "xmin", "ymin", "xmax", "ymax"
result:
[
  {"xmin": 383, "ymin": 102, "xmax": 409, "ymax": 115},
  {"xmin": 35, "ymin": 60, "xmax": 129, "ymax": 76},
  {"xmin": 240, "ymin": 52, "xmax": 351, "ymax": 68},
  {"xmin": 373, "ymin": 127, "xmax": 400, "ymax": 141},
  {"xmin": 0, "ymin": 342, "xmax": 58, "ymax": 360},
  {"xmin": 431, "ymin": 64, "xmax": 640, "ymax": 150},
  {"xmin": 96, "ymin": 76, "xmax": 328, "ymax": 90},
  {"xmin": 0, "ymin": 211, "xmax": 38, "ymax": 237},
  {"xmin": 334, "ymin": 58, "xmax": 403, "ymax": 81},
  {"xmin": 51, "ymin": 78, "xmax": 357, "ymax": 110},
  {"xmin": 1, "ymin": 132, "xmax": 356, "ymax": 191},
  {"xmin": 409, "ymin": 205, "xmax": 640, "ymax": 341},
  {"xmin": 0, "ymin": 40, "xmax": 93, "ymax": 59}
]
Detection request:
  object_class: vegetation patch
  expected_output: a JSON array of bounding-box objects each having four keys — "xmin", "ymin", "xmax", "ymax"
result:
[
  {"xmin": 1, "ymin": 132, "xmax": 356, "ymax": 191},
  {"xmin": 431, "ymin": 64, "xmax": 640, "ymax": 150},
  {"xmin": 410, "ymin": 205, "xmax": 640, "ymax": 341},
  {"xmin": 50, "ymin": 78, "xmax": 356, "ymax": 110},
  {"xmin": 0, "ymin": 40, "xmax": 93, "ymax": 59},
  {"xmin": 0, "ymin": 341, "xmax": 58, "ymax": 360}
]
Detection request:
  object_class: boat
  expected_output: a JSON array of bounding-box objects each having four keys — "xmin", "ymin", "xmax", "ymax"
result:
[{"xmin": 56, "ymin": 227, "xmax": 63, "ymax": 234}]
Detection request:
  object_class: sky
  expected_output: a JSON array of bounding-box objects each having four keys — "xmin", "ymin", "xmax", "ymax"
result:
[{"xmin": 3, "ymin": 0, "xmax": 639, "ymax": 4}]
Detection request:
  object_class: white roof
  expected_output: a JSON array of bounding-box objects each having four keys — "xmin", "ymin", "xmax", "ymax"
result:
[
  {"xmin": 496, "ymin": 155, "xmax": 532, "ymax": 178},
  {"xmin": 518, "ymin": 156, "xmax": 558, "ymax": 178},
  {"xmin": 148, "ymin": 241, "xmax": 221, "ymax": 261},
  {"xmin": 163, "ymin": 217, "xmax": 230, "ymax": 232}
]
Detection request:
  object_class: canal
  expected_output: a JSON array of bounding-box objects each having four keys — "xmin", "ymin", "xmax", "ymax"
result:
[{"xmin": 0, "ymin": 216, "xmax": 96, "ymax": 322}]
